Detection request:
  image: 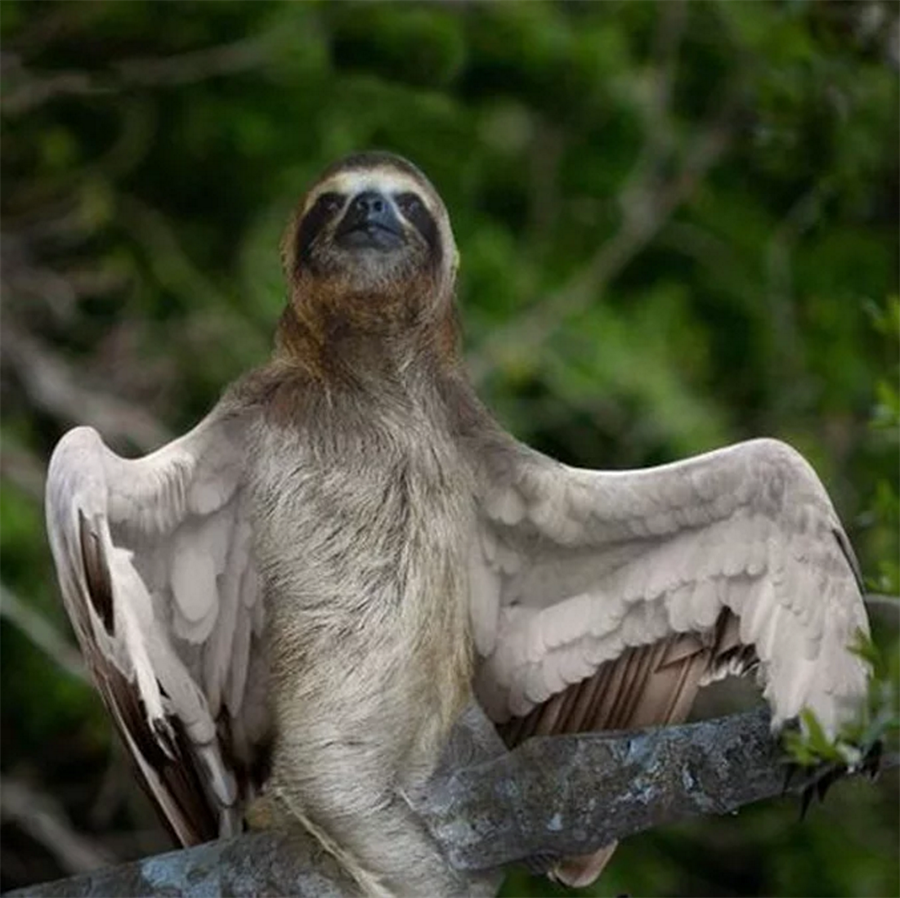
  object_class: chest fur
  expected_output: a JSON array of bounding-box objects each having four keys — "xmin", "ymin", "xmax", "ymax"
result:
[{"xmin": 246, "ymin": 381, "xmax": 476, "ymax": 722}]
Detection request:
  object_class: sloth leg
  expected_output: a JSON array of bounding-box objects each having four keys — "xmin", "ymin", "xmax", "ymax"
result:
[{"xmin": 265, "ymin": 736, "xmax": 497, "ymax": 898}]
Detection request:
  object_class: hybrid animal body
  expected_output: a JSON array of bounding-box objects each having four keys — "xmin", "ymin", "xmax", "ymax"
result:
[{"xmin": 46, "ymin": 152, "xmax": 871, "ymax": 896}]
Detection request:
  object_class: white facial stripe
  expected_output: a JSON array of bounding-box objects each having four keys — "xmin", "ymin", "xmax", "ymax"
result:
[
  {"xmin": 303, "ymin": 167, "xmax": 436, "ymax": 216},
  {"xmin": 328, "ymin": 168, "xmax": 423, "ymax": 195}
]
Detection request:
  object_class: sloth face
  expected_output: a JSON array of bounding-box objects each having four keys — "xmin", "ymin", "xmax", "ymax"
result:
[
  {"xmin": 285, "ymin": 153, "xmax": 457, "ymax": 319},
  {"xmin": 298, "ymin": 185, "xmax": 439, "ymax": 264}
]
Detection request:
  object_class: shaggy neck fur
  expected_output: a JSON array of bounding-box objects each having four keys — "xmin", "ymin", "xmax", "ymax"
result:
[{"xmin": 274, "ymin": 279, "xmax": 462, "ymax": 390}]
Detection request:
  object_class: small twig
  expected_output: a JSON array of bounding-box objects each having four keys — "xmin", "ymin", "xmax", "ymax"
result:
[
  {"xmin": 0, "ymin": 325, "xmax": 171, "ymax": 452},
  {"xmin": 1, "ymin": 64, "xmax": 107, "ymax": 116},
  {"xmin": 865, "ymin": 593, "xmax": 900, "ymax": 627},
  {"xmin": 113, "ymin": 31, "xmax": 281, "ymax": 86},
  {"xmin": 0, "ymin": 585, "xmax": 87, "ymax": 683},
  {"xmin": 466, "ymin": 104, "xmax": 734, "ymax": 385},
  {"xmin": 624, "ymin": 0, "xmax": 687, "ymax": 184},
  {"xmin": 2, "ymin": 31, "xmax": 282, "ymax": 116},
  {"xmin": 763, "ymin": 180, "xmax": 836, "ymax": 415},
  {"xmin": 864, "ymin": 594, "xmax": 900, "ymax": 608},
  {"xmin": 0, "ymin": 776, "xmax": 115, "ymax": 876}
]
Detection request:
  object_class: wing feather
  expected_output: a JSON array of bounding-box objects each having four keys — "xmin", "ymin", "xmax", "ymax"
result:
[
  {"xmin": 472, "ymin": 436, "xmax": 871, "ymax": 746},
  {"xmin": 45, "ymin": 410, "xmax": 268, "ymax": 846}
]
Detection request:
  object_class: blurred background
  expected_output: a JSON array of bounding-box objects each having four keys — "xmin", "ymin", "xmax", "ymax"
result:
[{"xmin": 1, "ymin": 1, "xmax": 897, "ymax": 895}]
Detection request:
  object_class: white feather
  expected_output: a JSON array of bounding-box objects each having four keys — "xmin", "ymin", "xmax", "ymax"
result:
[
  {"xmin": 44, "ymin": 410, "xmax": 266, "ymax": 845},
  {"xmin": 474, "ymin": 438, "xmax": 871, "ymax": 738}
]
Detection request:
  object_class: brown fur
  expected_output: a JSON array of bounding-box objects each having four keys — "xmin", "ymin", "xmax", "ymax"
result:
[
  {"xmin": 273, "ymin": 155, "xmax": 461, "ymax": 385},
  {"xmin": 237, "ymin": 154, "xmax": 493, "ymax": 897}
]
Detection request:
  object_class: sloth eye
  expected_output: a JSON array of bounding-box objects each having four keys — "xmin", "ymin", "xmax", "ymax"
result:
[
  {"xmin": 318, "ymin": 192, "xmax": 343, "ymax": 215},
  {"xmin": 396, "ymin": 193, "xmax": 424, "ymax": 217},
  {"xmin": 394, "ymin": 191, "xmax": 439, "ymax": 254},
  {"xmin": 296, "ymin": 192, "xmax": 346, "ymax": 265}
]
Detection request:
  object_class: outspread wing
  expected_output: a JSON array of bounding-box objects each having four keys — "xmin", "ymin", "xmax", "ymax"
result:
[
  {"xmin": 45, "ymin": 407, "xmax": 268, "ymax": 847},
  {"xmin": 471, "ymin": 437, "xmax": 870, "ymax": 742},
  {"xmin": 469, "ymin": 434, "xmax": 870, "ymax": 886}
]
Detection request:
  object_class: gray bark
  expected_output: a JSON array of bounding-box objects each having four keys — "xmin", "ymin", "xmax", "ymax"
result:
[
  {"xmin": 2, "ymin": 830, "xmax": 356, "ymax": 898},
  {"xmin": 4, "ymin": 707, "xmax": 876, "ymax": 898}
]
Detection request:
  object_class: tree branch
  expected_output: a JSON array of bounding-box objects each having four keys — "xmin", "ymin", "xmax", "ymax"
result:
[
  {"xmin": 2, "ymin": 830, "xmax": 355, "ymax": 898},
  {"xmin": 466, "ymin": 109, "xmax": 734, "ymax": 385},
  {"xmin": 0, "ymin": 324, "xmax": 172, "ymax": 452},
  {"xmin": 7, "ymin": 707, "xmax": 890, "ymax": 897},
  {"xmin": 2, "ymin": 31, "xmax": 284, "ymax": 116},
  {"xmin": 0, "ymin": 585, "xmax": 87, "ymax": 683},
  {"xmin": 416, "ymin": 707, "xmax": 789, "ymax": 872},
  {"xmin": 0, "ymin": 777, "xmax": 115, "ymax": 877}
]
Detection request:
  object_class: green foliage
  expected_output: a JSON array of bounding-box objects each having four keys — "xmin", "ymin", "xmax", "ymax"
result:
[{"xmin": 1, "ymin": 1, "xmax": 897, "ymax": 895}]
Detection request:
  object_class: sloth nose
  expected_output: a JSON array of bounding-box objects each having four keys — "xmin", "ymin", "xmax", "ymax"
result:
[
  {"xmin": 348, "ymin": 191, "xmax": 388, "ymax": 221},
  {"xmin": 335, "ymin": 190, "xmax": 404, "ymax": 249}
]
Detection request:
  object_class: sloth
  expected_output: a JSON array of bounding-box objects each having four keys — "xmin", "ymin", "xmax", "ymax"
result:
[{"xmin": 46, "ymin": 152, "xmax": 870, "ymax": 896}]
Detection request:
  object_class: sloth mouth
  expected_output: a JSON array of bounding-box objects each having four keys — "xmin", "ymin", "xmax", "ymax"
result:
[{"xmin": 335, "ymin": 221, "xmax": 405, "ymax": 251}]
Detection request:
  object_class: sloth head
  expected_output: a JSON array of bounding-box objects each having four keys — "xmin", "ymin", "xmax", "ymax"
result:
[{"xmin": 282, "ymin": 152, "xmax": 458, "ymax": 335}]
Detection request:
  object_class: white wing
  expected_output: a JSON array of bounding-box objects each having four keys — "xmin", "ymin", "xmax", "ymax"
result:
[
  {"xmin": 45, "ymin": 406, "xmax": 268, "ymax": 846},
  {"xmin": 471, "ymin": 437, "xmax": 870, "ymax": 742}
]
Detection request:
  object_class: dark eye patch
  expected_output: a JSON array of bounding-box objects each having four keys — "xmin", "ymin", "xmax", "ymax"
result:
[
  {"xmin": 295, "ymin": 192, "xmax": 345, "ymax": 267},
  {"xmin": 318, "ymin": 192, "xmax": 344, "ymax": 216},
  {"xmin": 395, "ymin": 192, "xmax": 441, "ymax": 260}
]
